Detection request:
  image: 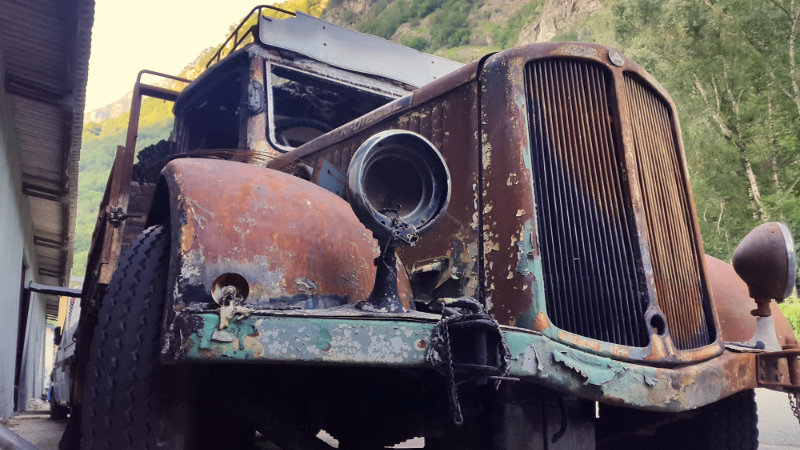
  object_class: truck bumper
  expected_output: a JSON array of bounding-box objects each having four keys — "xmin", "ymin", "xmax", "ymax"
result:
[{"xmin": 163, "ymin": 309, "xmax": 799, "ymax": 413}]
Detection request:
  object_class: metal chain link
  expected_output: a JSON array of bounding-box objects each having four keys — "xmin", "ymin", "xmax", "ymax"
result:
[
  {"xmin": 428, "ymin": 298, "xmax": 512, "ymax": 426},
  {"xmin": 439, "ymin": 313, "xmax": 464, "ymax": 425},
  {"xmin": 789, "ymin": 392, "xmax": 800, "ymax": 425}
]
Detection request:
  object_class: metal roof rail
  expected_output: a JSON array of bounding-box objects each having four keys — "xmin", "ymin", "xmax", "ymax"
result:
[{"xmin": 206, "ymin": 5, "xmax": 295, "ymax": 68}]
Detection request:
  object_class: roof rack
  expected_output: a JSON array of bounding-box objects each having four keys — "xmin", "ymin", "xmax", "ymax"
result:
[{"xmin": 206, "ymin": 5, "xmax": 295, "ymax": 68}]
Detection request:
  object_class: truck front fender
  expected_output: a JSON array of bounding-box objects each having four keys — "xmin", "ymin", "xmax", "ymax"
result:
[
  {"xmin": 149, "ymin": 158, "xmax": 412, "ymax": 311},
  {"xmin": 706, "ymin": 254, "xmax": 797, "ymax": 346}
]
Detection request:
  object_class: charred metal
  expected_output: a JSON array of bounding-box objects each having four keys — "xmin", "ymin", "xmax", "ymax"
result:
[{"xmin": 66, "ymin": 7, "xmax": 799, "ymax": 448}]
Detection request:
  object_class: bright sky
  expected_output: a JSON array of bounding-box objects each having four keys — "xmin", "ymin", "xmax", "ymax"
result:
[{"xmin": 85, "ymin": 1, "xmax": 275, "ymax": 112}]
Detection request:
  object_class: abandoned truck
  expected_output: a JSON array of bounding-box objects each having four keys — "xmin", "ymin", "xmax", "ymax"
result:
[{"xmin": 61, "ymin": 5, "xmax": 799, "ymax": 449}]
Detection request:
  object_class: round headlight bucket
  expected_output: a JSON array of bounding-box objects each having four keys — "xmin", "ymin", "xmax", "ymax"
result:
[
  {"xmin": 347, "ymin": 130, "xmax": 451, "ymax": 241},
  {"xmin": 732, "ymin": 222, "xmax": 797, "ymax": 300}
]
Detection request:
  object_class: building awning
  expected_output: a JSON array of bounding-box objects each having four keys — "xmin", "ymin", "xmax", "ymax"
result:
[{"xmin": 0, "ymin": 0, "xmax": 94, "ymax": 320}]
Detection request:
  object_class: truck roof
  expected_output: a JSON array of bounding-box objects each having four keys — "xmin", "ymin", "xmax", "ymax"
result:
[{"xmin": 257, "ymin": 12, "xmax": 464, "ymax": 89}]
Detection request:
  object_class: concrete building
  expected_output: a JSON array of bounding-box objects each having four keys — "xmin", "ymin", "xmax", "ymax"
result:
[{"xmin": 0, "ymin": 0, "xmax": 93, "ymax": 418}]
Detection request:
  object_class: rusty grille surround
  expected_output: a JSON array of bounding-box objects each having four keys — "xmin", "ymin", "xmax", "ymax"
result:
[
  {"xmin": 525, "ymin": 57, "xmax": 716, "ymax": 352},
  {"xmin": 624, "ymin": 73, "xmax": 716, "ymax": 350}
]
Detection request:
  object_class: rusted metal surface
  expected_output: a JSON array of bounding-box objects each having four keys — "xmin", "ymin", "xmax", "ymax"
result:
[
  {"xmin": 478, "ymin": 42, "xmax": 722, "ymax": 364},
  {"xmin": 733, "ymin": 222, "xmax": 797, "ymax": 300},
  {"xmin": 263, "ymin": 42, "xmax": 795, "ymax": 371},
  {"xmin": 167, "ymin": 308, "xmax": 770, "ymax": 411},
  {"xmin": 91, "ymin": 71, "xmax": 188, "ymax": 284},
  {"xmin": 269, "ymin": 41, "xmax": 731, "ymax": 365},
  {"xmin": 206, "ymin": 5, "xmax": 295, "ymax": 68},
  {"xmin": 705, "ymin": 254, "xmax": 798, "ymax": 346},
  {"xmin": 158, "ymin": 158, "xmax": 413, "ymax": 312},
  {"xmin": 757, "ymin": 350, "xmax": 800, "ymax": 391},
  {"xmin": 524, "ymin": 59, "xmax": 649, "ymax": 346},
  {"xmin": 70, "ymin": 71, "xmax": 188, "ymax": 421},
  {"xmin": 246, "ymin": 56, "xmax": 270, "ymax": 159},
  {"xmin": 269, "ymin": 61, "xmax": 479, "ymax": 165},
  {"xmin": 270, "ymin": 63, "xmax": 483, "ymax": 303},
  {"xmin": 119, "ymin": 181, "xmax": 157, "ymax": 250},
  {"xmin": 624, "ymin": 74, "xmax": 714, "ymax": 350},
  {"xmin": 171, "ymin": 310, "xmax": 433, "ymax": 364}
]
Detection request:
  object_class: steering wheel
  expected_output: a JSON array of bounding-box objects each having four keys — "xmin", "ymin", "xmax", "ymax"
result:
[{"xmin": 273, "ymin": 117, "xmax": 333, "ymax": 148}]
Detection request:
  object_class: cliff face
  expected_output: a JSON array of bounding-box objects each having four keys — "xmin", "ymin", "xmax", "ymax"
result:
[
  {"xmin": 83, "ymin": 92, "xmax": 132, "ymax": 123},
  {"xmin": 517, "ymin": 0, "xmax": 605, "ymax": 44},
  {"xmin": 320, "ymin": 0, "xmax": 373, "ymax": 26}
]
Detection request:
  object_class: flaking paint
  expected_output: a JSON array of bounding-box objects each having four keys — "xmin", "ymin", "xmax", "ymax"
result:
[{"xmin": 174, "ymin": 311, "xmax": 767, "ymax": 412}]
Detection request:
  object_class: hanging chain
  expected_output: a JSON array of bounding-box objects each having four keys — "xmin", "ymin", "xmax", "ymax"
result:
[
  {"xmin": 789, "ymin": 392, "xmax": 800, "ymax": 425},
  {"xmin": 427, "ymin": 298, "xmax": 512, "ymax": 426},
  {"xmin": 439, "ymin": 312, "xmax": 464, "ymax": 425}
]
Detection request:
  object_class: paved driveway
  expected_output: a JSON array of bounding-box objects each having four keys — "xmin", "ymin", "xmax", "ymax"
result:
[{"xmin": 2, "ymin": 390, "xmax": 798, "ymax": 449}]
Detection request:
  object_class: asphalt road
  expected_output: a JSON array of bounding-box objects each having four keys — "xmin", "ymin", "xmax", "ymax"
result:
[
  {"xmin": 2, "ymin": 390, "xmax": 799, "ymax": 449},
  {"xmin": 757, "ymin": 389, "xmax": 800, "ymax": 449}
]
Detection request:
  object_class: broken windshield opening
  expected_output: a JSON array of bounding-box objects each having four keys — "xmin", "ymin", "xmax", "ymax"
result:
[{"xmin": 266, "ymin": 64, "xmax": 394, "ymax": 150}]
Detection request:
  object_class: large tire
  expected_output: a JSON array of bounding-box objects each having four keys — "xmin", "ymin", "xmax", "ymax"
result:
[
  {"xmin": 700, "ymin": 389, "xmax": 758, "ymax": 449},
  {"xmin": 598, "ymin": 389, "xmax": 758, "ymax": 450},
  {"xmin": 80, "ymin": 225, "xmax": 183, "ymax": 449},
  {"xmin": 50, "ymin": 399, "xmax": 69, "ymax": 420}
]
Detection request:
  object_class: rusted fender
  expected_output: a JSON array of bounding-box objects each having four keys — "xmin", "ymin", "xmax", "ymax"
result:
[
  {"xmin": 706, "ymin": 254, "xmax": 797, "ymax": 346},
  {"xmin": 154, "ymin": 159, "xmax": 413, "ymax": 310}
]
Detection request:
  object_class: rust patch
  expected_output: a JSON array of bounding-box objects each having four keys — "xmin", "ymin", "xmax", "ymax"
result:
[
  {"xmin": 242, "ymin": 335, "xmax": 265, "ymax": 358},
  {"xmin": 533, "ymin": 312, "xmax": 550, "ymax": 331},
  {"xmin": 164, "ymin": 159, "xmax": 411, "ymax": 307},
  {"xmin": 645, "ymin": 336, "xmax": 667, "ymax": 361},
  {"xmin": 558, "ymin": 330, "xmax": 602, "ymax": 352},
  {"xmin": 180, "ymin": 215, "xmax": 194, "ymax": 254},
  {"xmin": 609, "ymin": 344, "xmax": 631, "ymax": 359},
  {"xmin": 554, "ymin": 44, "xmax": 600, "ymax": 59}
]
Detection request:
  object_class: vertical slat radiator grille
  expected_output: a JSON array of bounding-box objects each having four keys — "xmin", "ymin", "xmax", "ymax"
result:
[
  {"xmin": 526, "ymin": 59, "xmax": 649, "ymax": 347},
  {"xmin": 624, "ymin": 75, "xmax": 714, "ymax": 350}
]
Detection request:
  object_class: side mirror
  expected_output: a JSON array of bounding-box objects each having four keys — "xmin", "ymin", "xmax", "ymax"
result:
[{"xmin": 53, "ymin": 326, "xmax": 62, "ymax": 346}]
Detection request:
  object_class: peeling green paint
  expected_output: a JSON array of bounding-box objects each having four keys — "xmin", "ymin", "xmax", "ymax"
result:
[
  {"xmin": 552, "ymin": 349, "xmax": 623, "ymax": 385},
  {"xmin": 199, "ymin": 313, "xmax": 220, "ymax": 349},
  {"xmin": 514, "ymin": 220, "xmax": 543, "ymax": 329},
  {"xmin": 185, "ymin": 313, "xmax": 430, "ymax": 365},
  {"xmin": 172, "ymin": 311, "xmax": 751, "ymax": 413},
  {"xmin": 317, "ymin": 327, "xmax": 332, "ymax": 351},
  {"xmin": 194, "ymin": 313, "xmax": 259, "ymax": 358}
]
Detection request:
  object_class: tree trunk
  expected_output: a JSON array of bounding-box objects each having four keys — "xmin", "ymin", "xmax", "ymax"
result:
[{"xmin": 693, "ymin": 73, "xmax": 768, "ymax": 220}]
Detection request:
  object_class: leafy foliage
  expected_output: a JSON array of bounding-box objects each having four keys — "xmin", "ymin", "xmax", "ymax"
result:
[
  {"xmin": 346, "ymin": 0, "xmax": 496, "ymax": 53},
  {"xmin": 779, "ymin": 297, "xmax": 800, "ymax": 336}
]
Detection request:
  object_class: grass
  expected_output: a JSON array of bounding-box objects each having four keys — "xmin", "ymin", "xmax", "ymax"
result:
[{"xmin": 778, "ymin": 297, "xmax": 800, "ymax": 336}]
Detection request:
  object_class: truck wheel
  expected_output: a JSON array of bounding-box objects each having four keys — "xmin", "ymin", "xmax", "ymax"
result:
[
  {"xmin": 50, "ymin": 400, "xmax": 68, "ymax": 420},
  {"xmin": 657, "ymin": 389, "xmax": 758, "ymax": 450},
  {"xmin": 695, "ymin": 389, "xmax": 758, "ymax": 449},
  {"xmin": 598, "ymin": 389, "xmax": 758, "ymax": 449},
  {"xmin": 80, "ymin": 225, "xmax": 186, "ymax": 448}
]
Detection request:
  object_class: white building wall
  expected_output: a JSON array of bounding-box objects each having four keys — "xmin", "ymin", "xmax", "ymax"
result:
[{"xmin": 0, "ymin": 48, "xmax": 50, "ymax": 418}]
